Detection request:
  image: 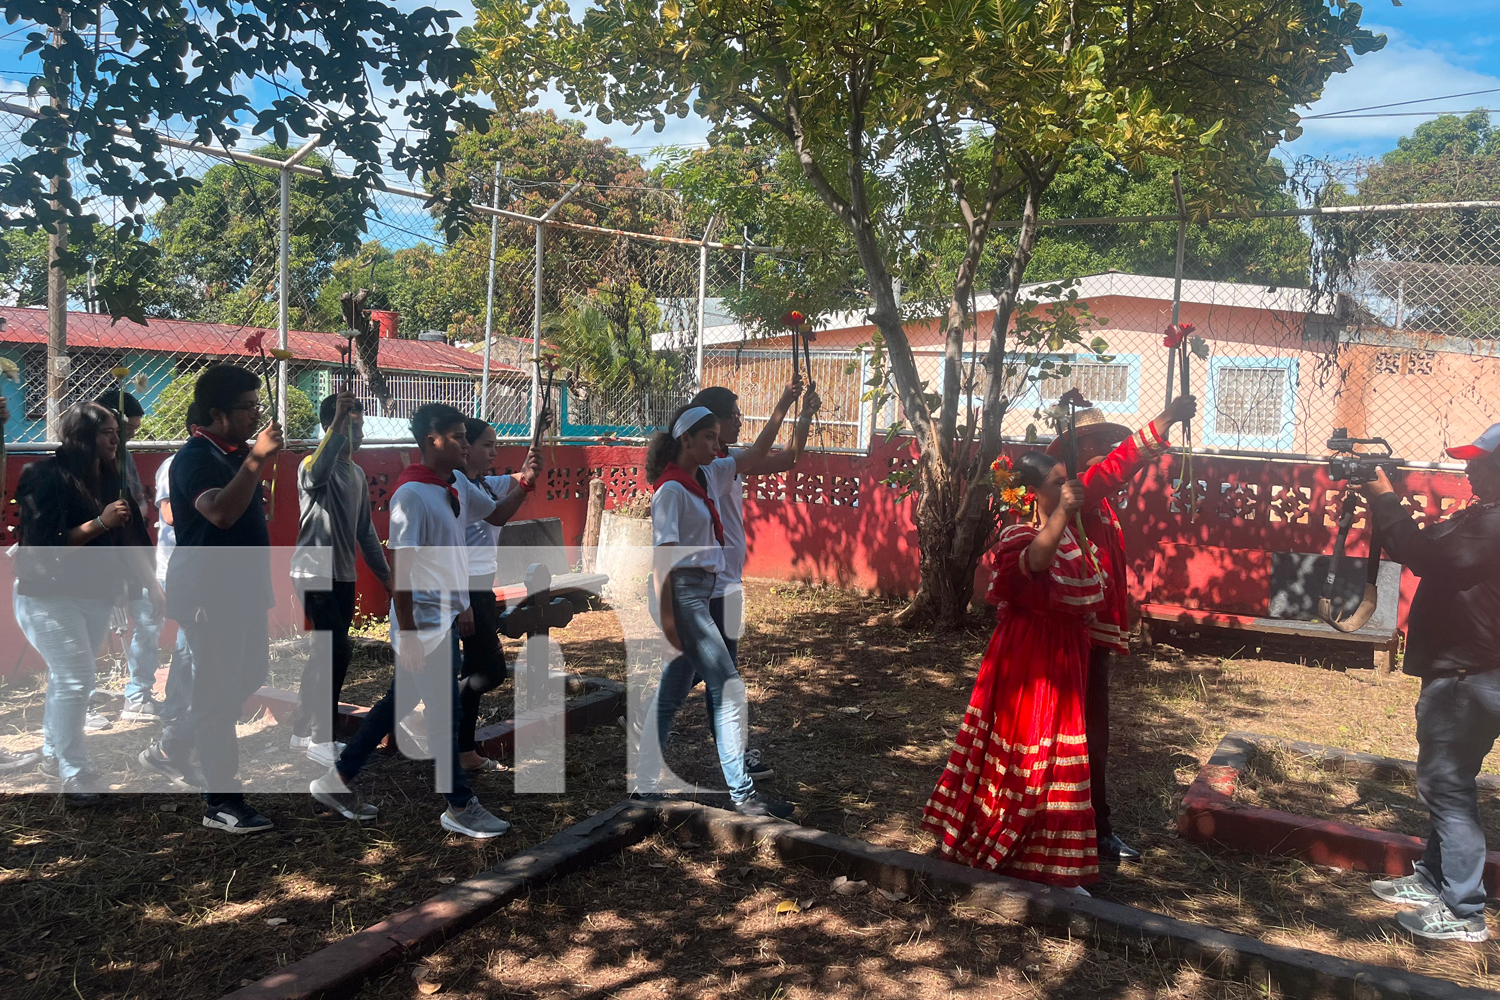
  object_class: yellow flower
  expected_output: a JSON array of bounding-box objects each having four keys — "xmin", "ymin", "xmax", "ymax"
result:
[{"xmin": 1000, "ymin": 486, "xmax": 1025, "ymax": 506}]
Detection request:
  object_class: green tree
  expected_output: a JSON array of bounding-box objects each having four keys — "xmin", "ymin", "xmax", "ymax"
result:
[
  {"xmin": 1317, "ymin": 112, "xmax": 1500, "ymax": 339},
  {"xmin": 149, "ymin": 147, "xmax": 365, "ymax": 327},
  {"xmin": 0, "ymin": 1, "xmax": 486, "ymax": 323},
  {"xmin": 543, "ymin": 281, "xmax": 688, "ymax": 427},
  {"xmin": 139, "ymin": 368, "xmax": 317, "ymax": 442},
  {"xmin": 471, "ymin": 0, "xmax": 1385, "ymax": 622}
]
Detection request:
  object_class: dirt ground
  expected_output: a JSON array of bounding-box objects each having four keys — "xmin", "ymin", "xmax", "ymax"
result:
[
  {"xmin": 354, "ymin": 832, "xmax": 1281, "ymax": 1000},
  {"xmin": 3, "ymin": 579, "xmax": 1499, "ymax": 997},
  {"xmin": 1234, "ymin": 746, "xmax": 1500, "ymax": 844}
]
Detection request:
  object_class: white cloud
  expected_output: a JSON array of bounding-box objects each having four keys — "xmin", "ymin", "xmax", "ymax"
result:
[{"xmin": 1284, "ymin": 24, "xmax": 1500, "ymax": 158}]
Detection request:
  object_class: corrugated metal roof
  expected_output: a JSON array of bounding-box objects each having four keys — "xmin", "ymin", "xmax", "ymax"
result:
[{"xmin": 0, "ymin": 307, "xmax": 525, "ymax": 377}]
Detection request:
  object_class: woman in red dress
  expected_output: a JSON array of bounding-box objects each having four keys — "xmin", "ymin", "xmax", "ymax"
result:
[{"xmin": 922, "ymin": 452, "xmax": 1103, "ymax": 891}]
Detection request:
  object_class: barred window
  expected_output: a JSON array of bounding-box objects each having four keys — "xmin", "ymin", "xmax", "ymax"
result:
[
  {"xmin": 1051, "ymin": 362, "xmax": 1131, "ymax": 404},
  {"xmin": 1214, "ymin": 367, "xmax": 1286, "ymax": 439}
]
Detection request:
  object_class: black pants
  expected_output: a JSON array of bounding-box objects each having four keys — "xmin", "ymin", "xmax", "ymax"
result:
[
  {"xmin": 1085, "ymin": 647, "xmax": 1113, "ymax": 841},
  {"xmin": 292, "ymin": 580, "xmax": 357, "ymax": 742},
  {"xmin": 163, "ymin": 607, "xmax": 270, "ymax": 805},
  {"xmin": 458, "ymin": 578, "xmax": 508, "ymax": 754}
]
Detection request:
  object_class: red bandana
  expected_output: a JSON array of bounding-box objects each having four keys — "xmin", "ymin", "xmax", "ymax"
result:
[
  {"xmin": 395, "ymin": 463, "xmax": 460, "ymax": 516},
  {"xmin": 193, "ymin": 427, "xmax": 246, "ymax": 455},
  {"xmin": 651, "ymin": 461, "xmax": 724, "ymax": 544}
]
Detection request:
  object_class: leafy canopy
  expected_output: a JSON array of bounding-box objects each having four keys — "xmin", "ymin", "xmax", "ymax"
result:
[{"xmin": 0, "ymin": 0, "xmax": 487, "ymax": 321}]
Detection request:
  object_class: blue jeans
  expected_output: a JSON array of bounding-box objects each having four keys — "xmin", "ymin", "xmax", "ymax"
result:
[
  {"xmin": 15, "ymin": 592, "xmax": 113, "ymax": 780},
  {"xmin": 638, "ymin": 568, "xmax": 753, "ymax": 801},
  {"xmin": 125, "ymin": 587, "xmax": 164, "ymax": 703},
  {"xmin": 160, "ymin": 625, "xmax": 195, "ymax": 725},
  {"xmin": 699, "ymin": 594, "xmax": 740, "ymax": 742},
  {"xmin": 337, "ymin": 630, "xmax": 473, "ymax": 810},
  {"xmin": 165, "ymin": 607, "xmax": 269, "ymax": 804},
  {"xmin": 1414, "ymin": 670, "xmax": 1500, "ymax": 918}
]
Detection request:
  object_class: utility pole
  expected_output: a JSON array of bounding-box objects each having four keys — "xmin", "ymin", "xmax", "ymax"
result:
[{"xmin": 45, "ymin": 9, "xmax": 71, "ymax": 441}]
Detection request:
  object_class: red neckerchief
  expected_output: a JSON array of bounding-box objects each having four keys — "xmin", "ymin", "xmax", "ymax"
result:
[
  {"xmin": 651, "ymin": 461, "xmax": 724, "ymax": 544},
  {"xmin": 193, "ymin": 427, "xmax": 246, "ymax": 456},
  {"xmin": 395, "ymin": 463, "xmax": 460, "ymax": 516}
]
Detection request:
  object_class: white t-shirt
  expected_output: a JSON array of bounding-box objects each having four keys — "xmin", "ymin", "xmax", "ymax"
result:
[
  {"xmin": 464, "ymin": 473, "xmax": 524, "ymax": 578},
  {"xmin": 705, "ymin": 452, "xmax": 746, "ymax": 599},
  {"xmin": 651, "ymin": 478, "xmax": 727, "ymax": 575},
  {"xmin": 389, "ymin": 473, "xmax": 498, "ymax": 653},
  {"xmin": 154, "ymin": 455, "xmax": 175, "ymax": 589}
]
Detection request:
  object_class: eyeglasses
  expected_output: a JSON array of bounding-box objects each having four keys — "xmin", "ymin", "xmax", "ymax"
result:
[{"xmin": 229, "ymin": 403, "xmax": 265, "ymax": 415}]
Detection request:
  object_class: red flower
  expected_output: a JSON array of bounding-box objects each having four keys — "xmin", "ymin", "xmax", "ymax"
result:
[
  {"xmin": 244, "ymin": 331, "xmax": 267, "ymax": 354},
  {"xmin": 1163, "ymin": 322, "xmax": 1196, "ymax": 349},
  {"xmin": 781, "ymin": 310, "xmax": 806, "ymax": 328}
]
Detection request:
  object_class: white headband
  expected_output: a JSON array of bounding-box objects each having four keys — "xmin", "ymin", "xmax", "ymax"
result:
[{"xmin": 672, "ymin": 406, "xmax": 717, "ymax": 440}]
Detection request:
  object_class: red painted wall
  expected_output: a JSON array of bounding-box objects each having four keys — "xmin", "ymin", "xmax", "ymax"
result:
[{"xmin": 0, "ymin": 441, "xmax": 1472, "ymax": 678}]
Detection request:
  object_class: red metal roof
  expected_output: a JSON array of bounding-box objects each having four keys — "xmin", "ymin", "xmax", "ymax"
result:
[{"xmin": 0, "ymin": 307, "xmax": 524, "ymax": 377}]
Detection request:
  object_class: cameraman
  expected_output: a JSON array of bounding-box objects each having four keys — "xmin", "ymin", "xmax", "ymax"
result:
[{"xmin": 1364, "ymin": 423, "xmax": 1500, "ymax": 943}]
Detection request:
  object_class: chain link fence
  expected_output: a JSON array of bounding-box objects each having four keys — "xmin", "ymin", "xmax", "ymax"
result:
[{"xmin": 2, "ymin": 104, "xmax": 1497, "ymax": 464}]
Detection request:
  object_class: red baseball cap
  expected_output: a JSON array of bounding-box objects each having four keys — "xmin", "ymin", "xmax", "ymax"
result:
[{"xmin": 1447, "ymin": 422, "xmax": 1500, "ymax": 461}]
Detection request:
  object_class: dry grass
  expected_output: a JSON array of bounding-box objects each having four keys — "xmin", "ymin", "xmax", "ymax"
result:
[
  {"xmin": 3, "ymin": 580, "xmax": 1500, "ymax": 997},
  {"xmin": 356, "ymin": 833, "xmax": 1283, "ymax": 1000}
]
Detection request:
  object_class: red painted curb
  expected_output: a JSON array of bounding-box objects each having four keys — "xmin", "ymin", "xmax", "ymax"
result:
[{"xmin": 1179, "ymin": 734, "xmax": 1500, "ymax": 892}]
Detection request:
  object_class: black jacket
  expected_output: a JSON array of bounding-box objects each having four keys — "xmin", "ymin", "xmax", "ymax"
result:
[
  {"xmin": 13, "ymin": 458, "xmax": 151, "ymax": 601},
  {"xmin": 1373, "ymin": 492, "xmax": 1500, "ymax": 678}
]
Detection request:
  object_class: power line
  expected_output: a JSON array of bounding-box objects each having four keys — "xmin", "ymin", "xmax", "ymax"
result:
[
  {"xmin": 1304, "ymin": 86, "xmax": 1500, "ymax": 119},
  {"xmin": 1305, "ymin": 109, "xmax": 1497, "ymax": 120}
]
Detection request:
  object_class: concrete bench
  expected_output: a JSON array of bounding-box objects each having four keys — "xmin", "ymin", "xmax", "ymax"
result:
[
  {"xmin": 493, "ymin": 516, "xmax": 608, "ymax": 607},
  {"xmin": 1139, "ymin": 542, "xmax": 1401, "ymax": 672}
]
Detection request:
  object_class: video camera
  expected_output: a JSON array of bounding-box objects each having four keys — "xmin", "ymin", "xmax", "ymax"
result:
[{"xmin": 1326, "ymin": 428, "xmax": 1402, "ymax": 485}]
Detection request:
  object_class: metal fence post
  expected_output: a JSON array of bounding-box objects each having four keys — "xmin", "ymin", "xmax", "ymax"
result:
[
  {"xmin": 44, "ymin": 12, "xmax": 70, "ymax": 442},
  {"xmin": 1164, "ymin": 171, "xmax": 1187, "ymax": 410},
  {"xmin": 479, "ymin": 161, "xmax": 502, "ymax": 420},
  {"xmin": 278, "ymin": 135, "xmax": 322, "ymax": 428},
  {"xmin": 694, "ymin": 216, "xmax": 719, "ymax": 388},
  {"xmin": 531, "ymin": 183, "xmax": 583, "ymax": 440}
]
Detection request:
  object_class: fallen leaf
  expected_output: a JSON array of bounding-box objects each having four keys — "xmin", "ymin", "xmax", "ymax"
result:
[
  {"xmin": 877, "ymin": 889, "xmax": 908, "ymax": 902},
  {"xmin": 831, "ymin": 875, "xmax": 848, "ymax": 890},
  {"xmin": 35, "ymin": 930, "xmax": 50, "ymax": 941},
  {"xmin": 775, "ymin": 899, "xmax": 799, "ymax": 914},
  {"xmin": 264, "ymin": 918, "xmax": 288, "ymax": 926},
  {"xmin": 648, "ymin": 863, "xmax": 667, "ymax": 869},
  {"xmin": 435, "ymin": 876, "xmax": 455, "ymax": 884},
  {"xmin": 797, "ymin": 897, "xmax": 817, "ymax": 912},
  {"xmin": 412, "ymin": 965, "xmax": 442, "ymax": 994},
  {"xmin": 159, "ymin": 803, "xmax": 178, "ymax": 813},
  {"xmin": 834, "ymin": 879, "xmax": 868, "ymax": 896},
  {"xmin": 838, "ymin": 706, "xmax": 861, "ymax": 714}
]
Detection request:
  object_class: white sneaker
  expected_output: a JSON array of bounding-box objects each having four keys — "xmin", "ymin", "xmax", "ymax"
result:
[
  {"xmin": 305, "ymin": 741, "xmax": 345, "ymax": 769},
  {"xmin": 289, "ymin": 734, "xmax": 314, "ymax": 751},
  {"xmin": 309, "ymin": 768, "xmax": 378, "ymax": 821},
  {"xmin": 1065, "ymin": 885, "xmax": 1091, "ymax": 896},
  {"xmin": 85, "ymin": 712, "xmax": 112, "ymax": 732},
  {"xmin": 440, "ymin": 797, "xmax": 511, "ymax": 839}
]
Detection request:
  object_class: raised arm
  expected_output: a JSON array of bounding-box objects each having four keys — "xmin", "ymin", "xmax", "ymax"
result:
[
  {"xmin": 733, "ymin": 383, "xmax": 802, "ymax": 475},
  {"xmin": 1078, "ymin": 394, "xmax": 1196, "ymax": 503},
  {"xmin": 196, "ymin": 424, "xmax": 282, "ymax": 530},
  {"xmin": 1027, "ymin": 481, "xmax": 1086, "ymax": 574},
  {"xmin": 744, "ymin": 387, "xmax": 821, "ymax": 476},
  {"xmin": 482, "ymin": 445, "xmax": 541, "ymax": 526}
]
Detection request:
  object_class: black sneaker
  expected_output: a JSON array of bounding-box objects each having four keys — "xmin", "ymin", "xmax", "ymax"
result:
[
  {"xmin": 39, "ymin": 755, "xmax": 59, "ymax": 778},
  {"xmin": 121, "ymin": 697, "xmax": 163, "ymax": 722},
  {"xmin": 744, "ymin": 748, "xmax": 774, "ymax": 780},
  {"xmin": 137, "ymin": 741, "xmax": 205, "ymax": 791},
  {"xmin": 0, "ymin": 748, "xmax": 43, "ymax": 773},
  {"xmin": 733, "ymin": 792, "xmax": 795, "ymax": 820},
  {"xmin": 61, "ymin": 770, "xmax": 103, "ymax": 807},
  {"xmin": 202, "ymin": 799, "xmax": 274, "ymax": 835}
]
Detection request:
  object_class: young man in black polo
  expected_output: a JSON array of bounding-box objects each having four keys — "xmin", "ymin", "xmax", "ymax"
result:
[{"xmin": 139, "ymin": 364, "xmax": 282, "ymax": 834}]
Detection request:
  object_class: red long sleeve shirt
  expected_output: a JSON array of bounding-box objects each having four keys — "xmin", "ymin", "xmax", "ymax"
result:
[{"xmin": 1075, "ymin": 422, "xmax": 1170, "ymax": 653}]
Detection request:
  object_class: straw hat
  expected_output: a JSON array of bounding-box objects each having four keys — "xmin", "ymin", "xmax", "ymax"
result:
[{"xmin": 1045, "ymin": 407, "xmax": 1132, "ymax": 459}]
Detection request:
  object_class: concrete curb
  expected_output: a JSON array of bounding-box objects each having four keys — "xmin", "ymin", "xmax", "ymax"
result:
[
  {"xmin": 1180, "ymin": 732, "xmax": 1500, "ymax": 892},
  {"xmin": 658, "ymin": 802, "xmax": 1498, "ymax": 1000},
  {"xmin": 220, "ymin": 801, "xmax": 657, "ymax": 1000}
]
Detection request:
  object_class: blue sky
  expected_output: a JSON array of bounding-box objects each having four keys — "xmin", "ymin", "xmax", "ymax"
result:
[{"xmin": 0, "ymin": 2, "xmax": 1495, "ymax": 169}]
